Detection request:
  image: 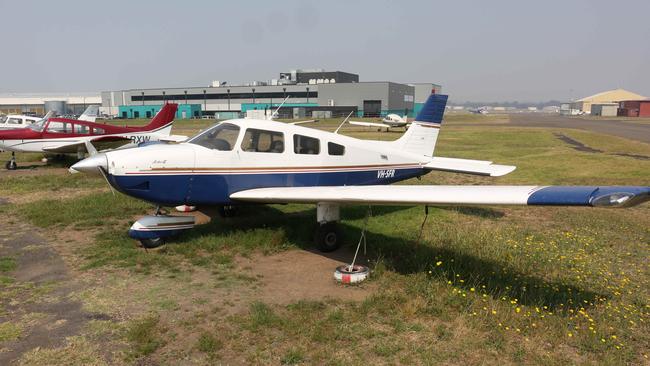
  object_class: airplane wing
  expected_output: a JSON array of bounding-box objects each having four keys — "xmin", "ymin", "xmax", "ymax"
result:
[
  {"xmin": 42, "ymin": 136, "xmax": 131, "ymax": 154},
  {"xmin": 230, "ymin": 185, "xmax": 650, "ymax": 208},
  {"xmin": 425, "ymin": 157, "xmax": 516, "ymax": 177},
  {"xmin": 159, "ymin": 134, "xmax": 188, "ymax": 143},
  {"xmin": 349, "ymin": 121, "xmax": 390, "ymax": 128}
]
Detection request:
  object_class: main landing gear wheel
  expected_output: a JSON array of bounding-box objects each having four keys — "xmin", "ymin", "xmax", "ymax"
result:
[
  {"xmin": 314, "ymin": 222, "xmax": 343, "ymax": 252},
  {"xmin": 139, "ymin": 237, "xmax": 166, "ymax": 249},
  {"xmin": 6, "ymin": 152, "xmax": 17, "ymax": 170}
]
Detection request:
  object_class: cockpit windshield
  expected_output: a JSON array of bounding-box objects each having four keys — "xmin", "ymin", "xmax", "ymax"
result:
[
  {"xmin": 0, "ymin": 115, "xmax": 6, "ymax": 124},
  {"xmin": 28, "ymin": 118, "xmax": 47, "ymax": 132},
  {"xmin": 188, "ymin": 123, "xmax": 240, "ymax": 151}
]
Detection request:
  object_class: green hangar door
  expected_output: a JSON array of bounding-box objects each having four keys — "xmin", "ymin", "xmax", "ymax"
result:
[{"xmin": 363, "ymin": 100, "xmax": 382, "ymax": 117}]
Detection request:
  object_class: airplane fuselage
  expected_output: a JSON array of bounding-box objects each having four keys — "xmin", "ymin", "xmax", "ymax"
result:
[{"xmin": 98, "ymin": 119, "xmax": 430, "ymax": 206}]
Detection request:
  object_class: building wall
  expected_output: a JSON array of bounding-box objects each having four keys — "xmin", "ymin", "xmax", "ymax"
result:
[
  {"xmin": 640, "ymin": 101, "xmax": 650, "ymax": 117},
  {"xmin": 118, "ymin": 104, "xmax": 202, "ymax": 119},
  {"xmin": 591, "ymin": 104, "xmax": 618, "ymax": 117}
]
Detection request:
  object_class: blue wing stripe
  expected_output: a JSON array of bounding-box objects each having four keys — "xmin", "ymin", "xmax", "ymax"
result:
[{"xmin": 527, "ymin": 186, "xmax": 650, "ymax": 207}]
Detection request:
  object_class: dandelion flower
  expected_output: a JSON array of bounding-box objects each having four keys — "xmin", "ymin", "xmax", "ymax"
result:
[{"xmin": 436, "ymin": 261, "xmax": 442, "ymax": 266}]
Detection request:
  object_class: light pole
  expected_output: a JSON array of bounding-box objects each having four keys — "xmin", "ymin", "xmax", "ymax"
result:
[
  {"xmin": 184, "ymin": 90, "xmax": 188, "ymax": 105},
  {"xmin": 141, "ymin": 92, "xmax": 145, "ymax": 106},
  {"xmin": 203, "ymin": 90, "xmax": 207, "ymax": 112},
  {"xmin": 162, "ymin": 91, "xmax": 166, "ymax": 104},
  {"xmin": 227, "ymin": 89, "xmax": 230, "ymax": 111},
  {"xmin": 306, "ymin": 87, "xmax": 309, "ymax": 103},
  {"xmin": 252, "ymin": 88, "xmax": 256, "ymax": 104}
]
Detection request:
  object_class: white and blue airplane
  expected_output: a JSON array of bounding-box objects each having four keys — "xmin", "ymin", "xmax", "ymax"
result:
[{"xmin": 70, "ymin": 94, "xmax": 650, "ymax": 249}]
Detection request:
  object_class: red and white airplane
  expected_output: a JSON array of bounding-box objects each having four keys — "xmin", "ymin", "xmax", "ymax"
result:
[{"xmin": 0, "ymin": 103, "xmax": 180, "ymax": 170}]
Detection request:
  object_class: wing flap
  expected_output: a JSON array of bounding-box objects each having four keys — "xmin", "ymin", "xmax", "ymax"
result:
[
  {"xmin": 231, "ymin": 185, "xmax": 650, "ymax": 208},
  {"xmin": 425, "ymin": 157, "xmax": 516, "ymax": 177},
  {"xmin": 42, "ymin": 142, "xmax": 86, "ymax": 154}
]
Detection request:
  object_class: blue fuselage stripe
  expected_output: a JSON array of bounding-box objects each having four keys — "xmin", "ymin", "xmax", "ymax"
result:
[{"xmin": 110, "ymin": 168, "xmax": 426, "ymax": 206}]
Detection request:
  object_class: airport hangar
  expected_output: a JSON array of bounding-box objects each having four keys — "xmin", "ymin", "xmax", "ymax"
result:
[
  {"xmin": 101, "ymin": 69, "xmax": 442, "ymax": 119},
  {"xmin": 0, "ymin": 94, "xmax": 101, "ymax": 116}
]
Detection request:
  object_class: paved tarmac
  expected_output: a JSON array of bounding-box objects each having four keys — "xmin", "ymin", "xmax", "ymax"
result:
[{"xmin": 505, "ymin": 114, "xmax": 650, "ymax": 144}]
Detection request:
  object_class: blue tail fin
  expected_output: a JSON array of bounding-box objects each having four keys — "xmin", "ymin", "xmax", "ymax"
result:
[{"xmin": 415, "ymin": 94, "xmax": 448, "ymax": 124}]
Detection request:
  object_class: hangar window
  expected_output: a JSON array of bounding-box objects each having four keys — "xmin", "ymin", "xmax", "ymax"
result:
[
  {"xmin": 47, "ymin": 122, "xmax": 69, "ymax": 133},
  {"xmin": 293, "ymin": 135, "xmax": 320, "ymax": 155},
  {"xmin": 328, "ymin": 142, "xmax": 345, "ymax": 156},
  {"xmin": 241, "ymin": 128, "xmax": 284, "ymax": 153},
  {"xmin": 189, "ymin": 123, "xmax": 240, "ymax": 151}
]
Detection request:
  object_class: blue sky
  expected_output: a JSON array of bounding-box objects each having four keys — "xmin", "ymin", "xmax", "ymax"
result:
[{"xmin": 1, "ymin": 0, "xmax": 648, "ymax": 102}]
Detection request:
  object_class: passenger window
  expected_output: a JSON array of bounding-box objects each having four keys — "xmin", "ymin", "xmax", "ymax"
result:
[
  {"xmin": 0, "ymin": 116, "xmax": 6, "ymax": 124},
  {"xmin": 74, "ymin": 124, "xmax": 90, "ymax": 134},
  {"xmin": 241, "ymin": 128, "xmax": 284, "ymax": 153},
  {"xmin": 328, "ymin": 142, "xmax": 345, "ymax": 156},
  {"xmin": 93, "ymin": 127, "xmax": 105, "ymax": 134},
  {"xmin": 47, "ymin": 122, "xmax": 69, "ymax": 133},
  {"xmin": 293, "ymin": 134, "xmax": 320, "ymax": 155},
  {"xmin": 189, "ymin": 123, "xmax": 240, "ymax": 151},
  {"xmin": 8, "ymin": 118, "xmax": 22, "ymax": 124}
]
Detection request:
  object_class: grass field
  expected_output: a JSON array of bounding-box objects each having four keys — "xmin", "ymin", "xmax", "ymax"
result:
[{"xmin": 0, "ymin": 115, "xmax": 648, "ymax": 365}]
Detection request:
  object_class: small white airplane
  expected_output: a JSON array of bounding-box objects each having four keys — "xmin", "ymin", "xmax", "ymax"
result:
[
  {"xmin": 0, "ymin": 111, "xmax": 53, "ymax": 130},
  {"xmin": 469, "ymin": 106, "xmax": 489, "ymax": 115},
  {"xmin": 349, "ymin": 113, "xmax": 409, "ymax": 131},
  {"xmin": 71, "ymin": 94, "xmax": 650, "ymax": 250},
  {"xmin": 0, "ymin": 105, "xmax": 98, "ymax": 132}
]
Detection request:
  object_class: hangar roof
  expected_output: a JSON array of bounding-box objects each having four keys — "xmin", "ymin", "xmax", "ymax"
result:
[{"xmin": 577, "ymin": 88, "xmax": 646, "ymax": 103}]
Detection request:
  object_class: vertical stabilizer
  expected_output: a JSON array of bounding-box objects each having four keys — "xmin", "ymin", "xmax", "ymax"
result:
[{"xmin": 391, "ymin": 94, "xmax": 448, "ymax": 157}]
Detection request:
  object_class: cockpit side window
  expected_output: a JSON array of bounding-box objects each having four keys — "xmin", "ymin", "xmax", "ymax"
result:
[
  {"xmin": 0, "ymin": 116, "xmax": 6, "ymax": 124},
  {"xmin": 189, "ymin": 123, "xmax": 240, "ymax": 151},
  {"xmin": 241, "ymin": 128, "xmax": 284, "ymax": 153},
  {"xmin": 328, "ymin": 142, "xmax": 345, "ymax": 156},
  {"xmin": 293, "ymin": 134, "xmax": 320, "ymax": 155},
  {"xmin": 8, "ymin": 118, "xmax": 22, "ymax": 125}
]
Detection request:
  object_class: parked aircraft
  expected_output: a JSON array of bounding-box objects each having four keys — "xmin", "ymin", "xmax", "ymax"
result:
[
  {"xmin": 71, "ymin": 94, "xmax": 650, "ymax": 250},
  {"xmin": 0, "ymin": 111, "xmax": 53, "ymax": 130},
  {"xmin": 349, "ymin": 113, "xmax": 409, "ymax": 131},
  {"xmin": 469, "ymin": 106, "xmax": 489, "ymax": 115},
  {"xmin": 0, "ymin": 103, "xmax": 179, "ymax": 170}
]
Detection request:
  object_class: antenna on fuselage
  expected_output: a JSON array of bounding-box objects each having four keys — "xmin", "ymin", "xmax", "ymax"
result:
[
  {"xmin": 334, "ymin": 111, "xmax": 354, "ymax": 134},
  {"xmin": 268, "ymin": 96, "xmax": 290, "ymax": 120}
]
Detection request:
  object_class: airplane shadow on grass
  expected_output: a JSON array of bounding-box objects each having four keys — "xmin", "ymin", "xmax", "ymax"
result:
[{"xmin": 173, "ymin": 204, "xmax": 604, "ymax": 312}]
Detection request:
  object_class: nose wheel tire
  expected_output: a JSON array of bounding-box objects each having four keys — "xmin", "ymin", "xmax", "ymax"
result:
[
  {"xmin": 139, "ymin": 237, "xmax": 166, "ymax": 249},
  {"xmin": 5, "ymin": 160, "xmax": 17, "ymax": 170},
  {"xmin": 315, "ymin": 222, "xmax": 343, "ymax": 252}
]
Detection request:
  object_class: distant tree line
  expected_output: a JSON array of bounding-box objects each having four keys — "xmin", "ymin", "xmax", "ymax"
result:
[{"xmin": 450, "ymin": 100, "xmax": 564, "ymax": 109}]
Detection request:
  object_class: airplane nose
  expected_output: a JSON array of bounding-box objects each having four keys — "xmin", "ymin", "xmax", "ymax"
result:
[{"xmin": 70, "ymin": 153, "xmax": 108, "ymax": 174}]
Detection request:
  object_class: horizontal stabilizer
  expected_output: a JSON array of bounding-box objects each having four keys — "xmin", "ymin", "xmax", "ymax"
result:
[
  {"xmin": 425, "ymin": 157, "xmax": 516, "ymax": 177},
  {"xmin": 231, "ymin": 185, "xmax": 650, "ymax": 208}
]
